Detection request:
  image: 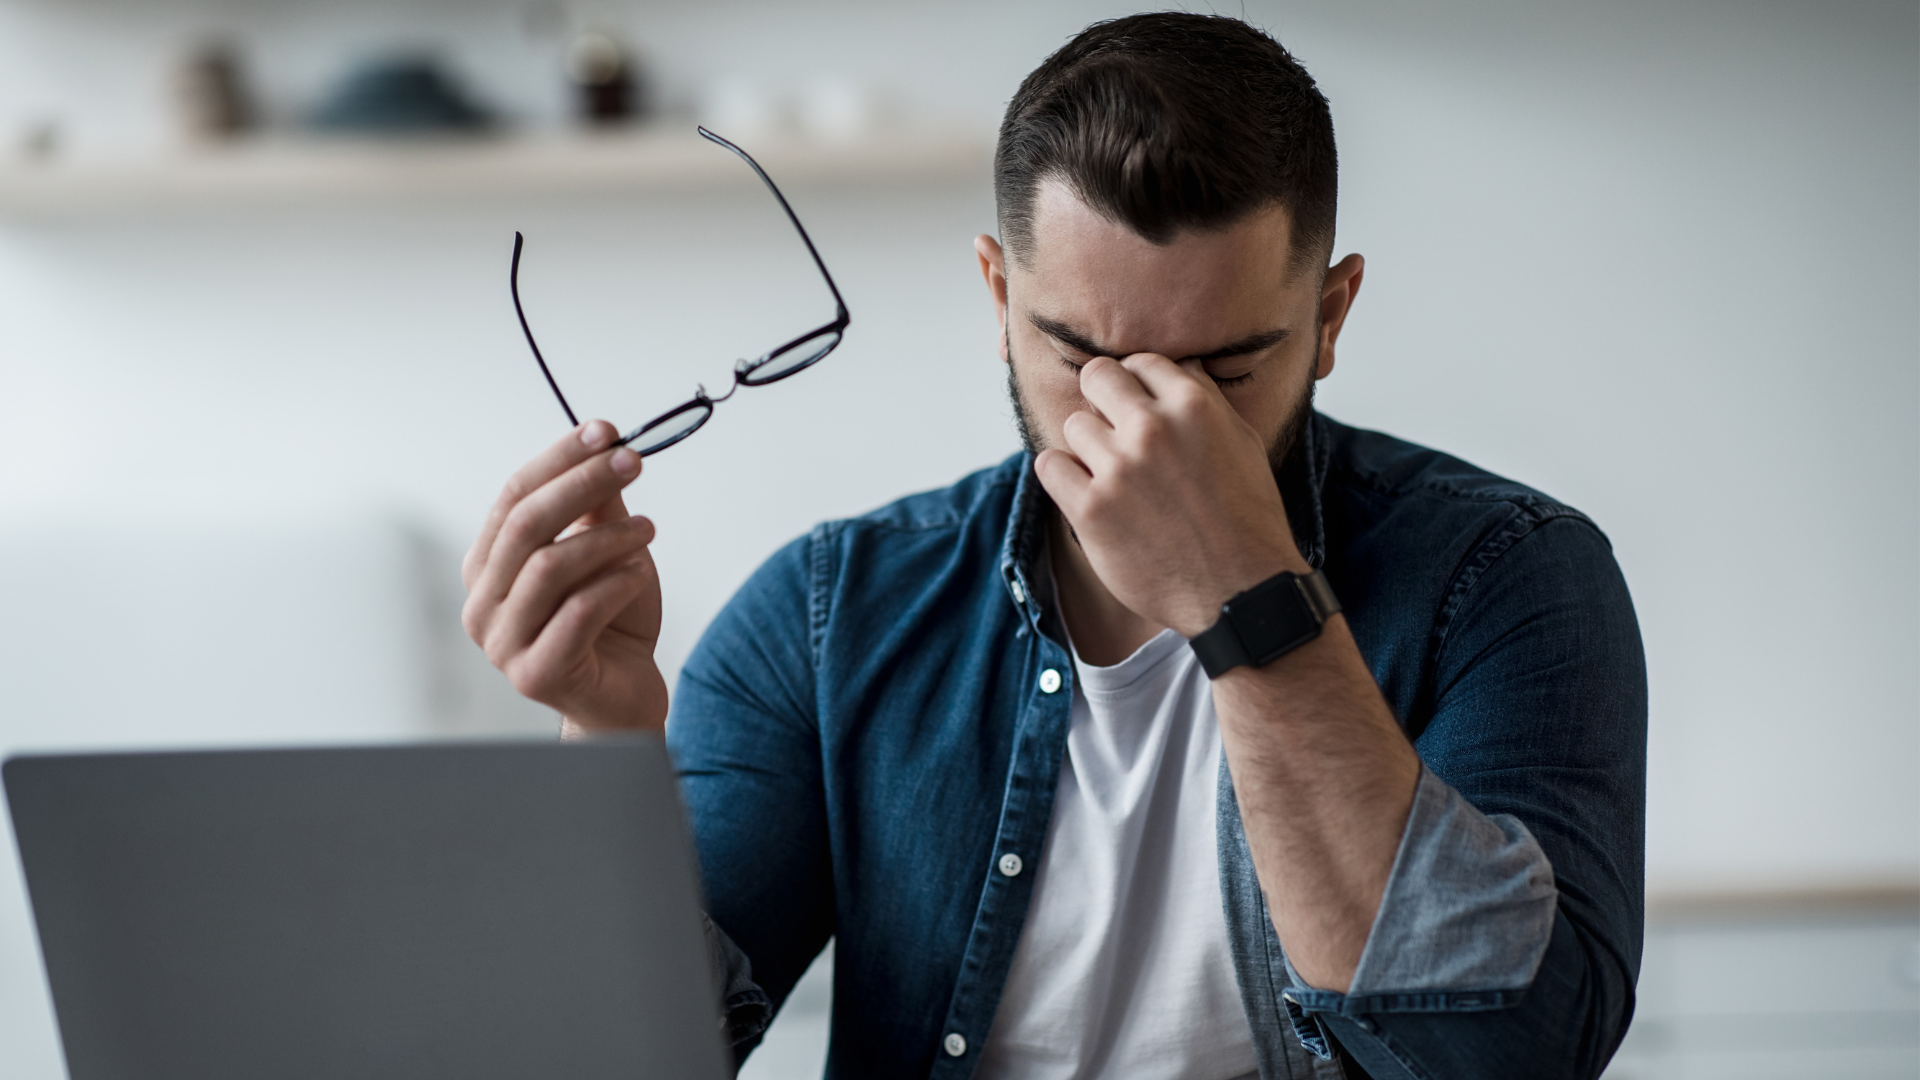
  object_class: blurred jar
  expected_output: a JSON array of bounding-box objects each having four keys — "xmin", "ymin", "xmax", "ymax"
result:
[
  {"xmin": 567, "ymin": 31, "xmax": 645, "ymax": 125},
  {"xmin": 797, "ymin": 76, "xmax": 879, "ymax": 144},
  {"xmin": 174, "ymin": 41, "xmax": 254, "ymax": 143},
  {"xmin": 700, "ymin": 78, "xmax": 790, "ymax": 143}
]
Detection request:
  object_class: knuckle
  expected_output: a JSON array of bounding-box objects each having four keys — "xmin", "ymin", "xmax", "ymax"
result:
[
  {"xmin": 479, "ymin": 619, "xmax": 509, "ymax": 657},
  {"xmin": 498, "ymin": 507, "xmax": 545, "ymax": 552},
  {"xmin": 484, "ymin": 637, "xmax": 516, "ymax": 679},
  {"xmin": 460, "ymin": 598, "xmax": 485, "ymax": 646},
  {"xmin": 504, "ymin": 662, "xmax": 550, "ymax": 702},
  {"xmin": 497, "ymin": 474, "xmax": 532, "ymax": 508},
  {"xmin": 501, "ymin": 647, "xmax": 568, "ymax": 701},
  {"xmin": 521, "ymin": 546, "xmax": 562, "ymax": 589}
]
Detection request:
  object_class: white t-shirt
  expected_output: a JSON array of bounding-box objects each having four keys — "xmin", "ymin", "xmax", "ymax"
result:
[{"xmin": 976, "ymin": 627, "xmax": 1259, "ymax": 1080}]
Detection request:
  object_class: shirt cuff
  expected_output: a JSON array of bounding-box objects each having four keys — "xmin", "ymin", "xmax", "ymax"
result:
[
  {"xmin": 1291, "ymin": 765, "xmax": 1557, "ymax": 1010},
  {"xmin": 703, "ymin": 915, "xmax": 772, "ymax": 1065}
]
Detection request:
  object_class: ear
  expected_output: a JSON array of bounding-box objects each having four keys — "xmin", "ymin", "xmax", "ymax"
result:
[
  {"xmin": 1315, "ymin": 253, "xmax": 1365, "ymax": 380},
  {"xmin": 975, "ymin": 234, "xmax": 1010, "ymax": 364}
]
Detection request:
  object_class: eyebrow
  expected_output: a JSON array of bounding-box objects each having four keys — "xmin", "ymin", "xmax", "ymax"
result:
[{"xmin": 1027, "ymin": 313, "xmax": 1291, "ymax": 363}]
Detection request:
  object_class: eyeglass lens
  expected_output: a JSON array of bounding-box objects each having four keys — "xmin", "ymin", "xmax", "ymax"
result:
[
  {"xmin": 624, "ymin": 400, "xmax": 713, "ymax": 456},
  {"xmin": 742, "ymin": 328, "xmax": 844, "ymax": 386}
]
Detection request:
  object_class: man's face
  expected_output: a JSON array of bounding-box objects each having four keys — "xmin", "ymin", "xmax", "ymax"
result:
[{"xmin": 981, "ymin": 180, "xmax": 1345, "ymax": 472}]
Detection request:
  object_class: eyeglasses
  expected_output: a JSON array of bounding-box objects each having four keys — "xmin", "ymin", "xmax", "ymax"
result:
[{"xmin": 509, "ymin": 126, "xmax": 850, "ymax": 456}]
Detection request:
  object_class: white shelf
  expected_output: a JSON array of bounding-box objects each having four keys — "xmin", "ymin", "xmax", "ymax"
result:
[{"xmin": 0, "ymin": 127, "xmax": 993, "ymax": 219}]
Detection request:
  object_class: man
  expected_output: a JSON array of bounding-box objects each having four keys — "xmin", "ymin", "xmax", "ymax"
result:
[{"xmin": 461, "ymin": 13, "xmax": 1645, "ymax": 1080}]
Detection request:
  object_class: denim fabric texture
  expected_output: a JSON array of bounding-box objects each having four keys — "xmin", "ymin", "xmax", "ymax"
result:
[{"xmin": 671, "ymin": 411, "xmax": 1647, "ymax": 1080}]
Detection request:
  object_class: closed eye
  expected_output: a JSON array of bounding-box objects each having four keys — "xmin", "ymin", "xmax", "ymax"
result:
[
  {"xmin": 1056, "ymin": 352, "xmax": 1256, "ymax": 389},
  {"xmin": 1029, "ymin": 313, "xmax": 1289, "ymax": 393}
]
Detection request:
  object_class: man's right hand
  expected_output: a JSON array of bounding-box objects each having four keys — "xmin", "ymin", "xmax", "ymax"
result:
[{"xmin": 461, "ymin": 420, "xmax": 667, "ymax": 734}]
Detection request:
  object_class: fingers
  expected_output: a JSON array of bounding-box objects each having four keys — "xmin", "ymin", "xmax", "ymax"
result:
[
  {"xmin": 481, "ymin": 514, "xmax": 655, "ymax": 657},
  {"xmin": 575, "ymin": 490, "xmax": 632, "ymax": 533},
  {"xmin": 1120, "ymin": 351, "xmax": 1213, "ymax": 403},
  {"xmin": 470, "ymin": 442, "xmax": 643, "ymax": 612},
  {"xmin": 1033, "ymin": 447, "xmax": 1093, "ymax": 517},
  {"xmin": 1059, "ymin": 407, "xmax": 1121, "ymax": 474},
  {"xmin": 464, "ymin": 420, "xmax": 627, "ymax": 590},
  {"xmin": 512, "ymin": 557, "xmax": 660, "ymax": 703},
  {"xmin": 1069, "ymin": 353, "xmax": 1220, "ymax": 462},
  {"xmin": 1078, "ymin": 354, "xmax": 1156, "ymax": 419}
]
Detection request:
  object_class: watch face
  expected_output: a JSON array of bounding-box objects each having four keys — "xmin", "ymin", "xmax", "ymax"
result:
[{"xmin": 1224, "ymin": 575, "xmax": 1321, "ymax": 664}]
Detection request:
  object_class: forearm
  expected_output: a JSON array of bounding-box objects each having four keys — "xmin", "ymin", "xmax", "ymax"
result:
[{"xmin": 1213, "ymin": 613, "xmax": 1420, "ymax": 991}]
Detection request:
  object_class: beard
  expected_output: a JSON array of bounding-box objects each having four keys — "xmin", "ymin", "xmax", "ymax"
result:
[{"xmin": 1005, "ymin": 339, "xmax": 1319, "ymax": 480}]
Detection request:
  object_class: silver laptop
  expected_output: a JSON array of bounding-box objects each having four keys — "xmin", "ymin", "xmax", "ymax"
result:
[{"xmin": 4, "ymin": 738, "xmax": 729, "ymax": 1080}]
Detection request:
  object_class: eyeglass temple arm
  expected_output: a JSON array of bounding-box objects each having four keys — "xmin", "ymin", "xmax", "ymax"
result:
[
  {"xmin": 510, "ymin": 232, "xmax": 580, "ymax": 427},
  {"xmin": 698, "ymin": 126, "xmax": 849, "ymax": 321}
]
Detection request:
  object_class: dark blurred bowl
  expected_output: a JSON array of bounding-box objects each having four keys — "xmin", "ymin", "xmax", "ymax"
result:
[{"xmin": 310, "ymin": 55, "xmax": 493, "ymax": 134}]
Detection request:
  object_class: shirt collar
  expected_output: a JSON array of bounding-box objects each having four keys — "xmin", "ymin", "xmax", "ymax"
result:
[{"xmin": 997, "ymin": 409, "xmax": 1332, "ymax": 627}]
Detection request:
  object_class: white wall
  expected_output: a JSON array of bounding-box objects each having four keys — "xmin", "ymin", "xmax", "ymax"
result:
[{"xmin": 0, "ymin": 3, "xmax": 1914, "ymax": 1066}]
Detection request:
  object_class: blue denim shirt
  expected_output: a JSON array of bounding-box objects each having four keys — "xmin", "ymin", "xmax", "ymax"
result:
[{"xmin": 669, "ymin": 411, "xmax": 1647, "ymax": 1080}]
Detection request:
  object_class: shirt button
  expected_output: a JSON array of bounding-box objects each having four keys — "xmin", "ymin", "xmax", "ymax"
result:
[
  {"xmin": 943, "ymin": 1032, "xmax": 967, "ymax": 1057},
  {"xmin": 1010, "ymin": 579, "xmax": 1025, "ymax": 604},
  {"xmin": 1038, "ymin": 668, "xmax": 1062, "ymax": 694},
  {"xmin": 998, "ymin": 852, "xmax": 1023, "ymax": 877}
]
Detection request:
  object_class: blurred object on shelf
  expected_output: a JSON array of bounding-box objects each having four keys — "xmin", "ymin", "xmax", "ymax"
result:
[
  {"xmin": 15, "ymin": 120, "xmax": 60, "ymax": 164},
  {"xmin": 310, "ymin": 54, "xmax": 493, "ymax": 135},
  {"xmin": 700, "ymin": 77, "xmax": 790, "ymax": 143},
  {"xmin": 174, "ymin": 41, "xmax": 253, "ymax": 144},
  {"xmin": 798, "ymin": 76, "xmax": 880, "ymax": 144},
  {"xmin": 701, "ymin": 76, "xmax": 894, "ymax": 145},
  {"xmin": 566, "ymin": 30, "xmax": 645, "ymax": 125}
]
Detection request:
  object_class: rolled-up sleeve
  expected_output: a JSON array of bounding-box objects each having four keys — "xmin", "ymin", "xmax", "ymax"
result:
[
  {"xmin": 1347, "ymin": 766, "xmax": 1557, "ymax": 998},
  {"xmin": 1281, "ymin": 514, "xmax": 1647, "ymax": 1080}
]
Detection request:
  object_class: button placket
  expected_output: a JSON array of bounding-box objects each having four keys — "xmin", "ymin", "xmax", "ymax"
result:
[{"xmin": 931, "ymin": 638, "xmax": 1072, "ymax": 1077}]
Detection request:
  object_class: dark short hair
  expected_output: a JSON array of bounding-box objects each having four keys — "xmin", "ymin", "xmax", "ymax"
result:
[{"xmin": 995, "ymin": 12, "xmax": 1337, "ymax": 272}]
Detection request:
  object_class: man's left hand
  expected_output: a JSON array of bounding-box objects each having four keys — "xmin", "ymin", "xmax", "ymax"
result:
[{"xmin": 1033, "ymin": 353, "xmax": 1308, "ymax": 638}]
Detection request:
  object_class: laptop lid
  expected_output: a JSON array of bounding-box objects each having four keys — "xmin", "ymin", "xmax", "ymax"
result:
[{"xmin": 4, "ymin": 738, "xmax": 729, "ymax": 1080}]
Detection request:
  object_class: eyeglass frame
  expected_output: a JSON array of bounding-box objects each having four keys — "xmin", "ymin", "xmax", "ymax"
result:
[{"xmin": 509, "ymin": 126, "xmax": 851, "ymax": 456}]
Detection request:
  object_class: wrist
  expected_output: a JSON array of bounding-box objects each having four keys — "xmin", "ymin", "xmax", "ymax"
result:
[{"xmin": 1178, "ymin": 547, "xmax": 1309, "ymax": 637}]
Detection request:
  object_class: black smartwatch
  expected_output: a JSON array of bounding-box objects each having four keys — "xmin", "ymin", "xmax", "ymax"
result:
[{"xmin": 1188, "ymin": 568, "xmax": 1342, "ymax": 679}]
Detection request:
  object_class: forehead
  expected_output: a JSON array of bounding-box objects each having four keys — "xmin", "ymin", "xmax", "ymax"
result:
[{"xmin": 1013, "ymin": 179, "xmax": 1307, "ymax": 351}]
